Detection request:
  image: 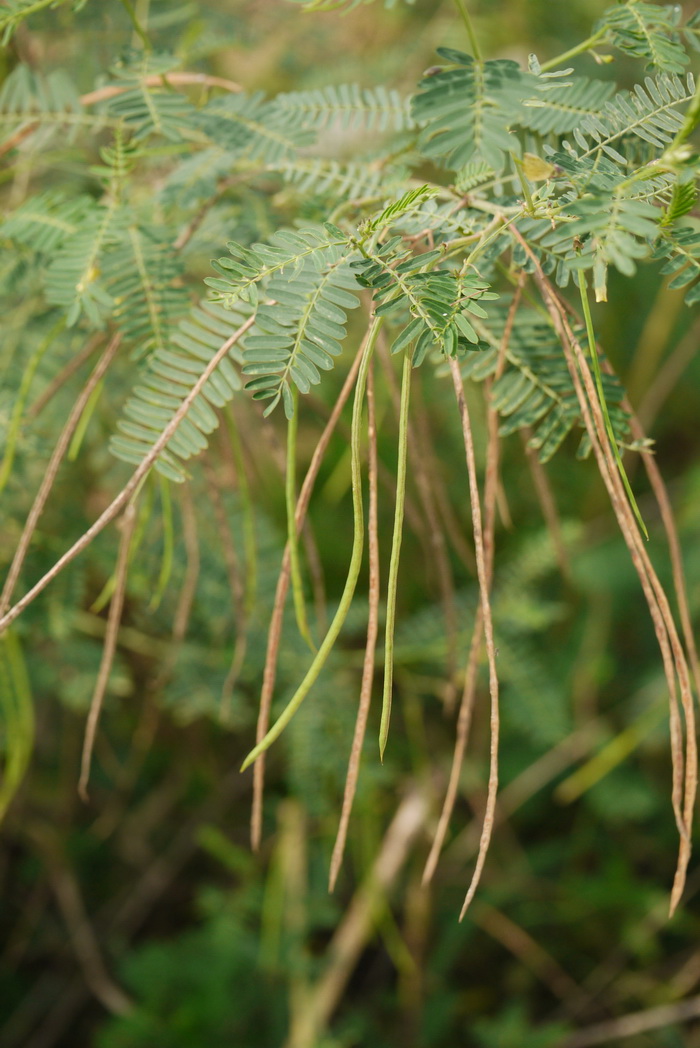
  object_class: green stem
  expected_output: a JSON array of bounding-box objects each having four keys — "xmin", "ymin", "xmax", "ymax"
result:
[
  {"xmin": 379, "ymin": 350, "xmax": 412, "ymax": 761},
  {"xmin": 539, "ymin": 28, "xmax": 607, "ymax": 72},
  {"xmin": 0, "ymin": 630, "xmax": 34, "ymax": 825},
  {"xmin": 287, "ymin": 388, "xmax": 316, "ymax": 651},
  {"xmin": 67, "ymin": 378, "xmax": 104, "ymax": 461},
  {"xmin": 511, "ymin": 154, "xmax": 535, "ymax": 216},
  {"xmin": 119, "ymin": 0, "xmax": 152, "ymax": 49},
  {"xmin": 0, "ymin": 317, "xmax": 65, "ymax": 495},
  {"xmin": 453, "ymin": 0, "xmax": 481, "ymax": 60},
  {"xmin": 224, "ymin": 405, "xmax": 257, "ymax": 617},
  {"xmin": 579, "ymin": 273, "xmax": 649, "ymax": 541},
  {"xmin": 149, "ymin": 475, "xmax": 174, "ymax": 612},
  {"xmin": 240, "ymin": 318, "xmax": 384, "ymax": 772}
]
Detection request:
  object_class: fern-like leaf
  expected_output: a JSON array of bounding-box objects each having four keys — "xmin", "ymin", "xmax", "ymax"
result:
[
  {"xmin": 272, "ymin": 156, "xmax": 407, "ymax": 202},
  {"xmin": 652, "ymin": 225, "xmax": 700, "ymax": 305},
  {"xmin": 44, "ymin": 201, "xmax": 121, "ymax": 325},
  {"xmin": 103, "ymin": 225, "xmax": 190, "ymax": 359},
  {"xmin": 0, "ymin": 63, "xmax": 99, "ymax": 145},
  {"xmin": 104, "ymin": 53, "xmax": 199, "ymax": 141},
  {"xmin": 110, "ymin": 301, "xmax": 249, "ymax": 481},
  {"xmin": 567, "ymin": 73, "xmax": 694, "ymax": 162},
  {"xmin": 539, "ymin": 194, "xmax": 660, "ymax": 301},
  {"xmin": 521, "ymin": 77, "xmax": 617, "ymax": 135},
  {"xmin": 275, "ymin": 84, "xmax": 414, "ymax": 132},
  {"xmin": 598, "ymin": 1, "xmax": 689, "ymax": 74},
  {"xmin": 0, "ymin": 191, "xmax": 95, "ymax": 253},
  {"xmin": 242, "ymin": 251, "xmax": 362, "ymax": 416},
  {"xmin": 205, "ymin": 224, "xmax": 351, "ymax": 306},
  {"xmin": 412, "ymin": 49, "xmax": 531, "ymax": 172},
  {"xmin": 660, "ymin": 179, "xmax": 698, "ymax": 227},
  {"xmin": 352, "ymin": 232, "xmax": 496, "ymax": 364},
  {"xmin": 197, "ymin": 92, "xmax": 315, "ymax": 164}
]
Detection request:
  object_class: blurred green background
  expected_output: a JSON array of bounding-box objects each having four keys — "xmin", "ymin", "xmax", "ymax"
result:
[{"xmin": 2, "ymin": 1, "xmax": 700, "ymax": 1046}]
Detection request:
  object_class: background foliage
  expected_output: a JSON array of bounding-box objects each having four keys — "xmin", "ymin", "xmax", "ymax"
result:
[{"xmin": 1, "ymin": 1, "xmax": 700, "ymax": 1047}]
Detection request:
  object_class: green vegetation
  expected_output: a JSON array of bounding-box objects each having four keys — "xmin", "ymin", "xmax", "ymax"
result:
[{"xmin": 1, "ymin": 1, "xmax": 700, "ymax": 1045}]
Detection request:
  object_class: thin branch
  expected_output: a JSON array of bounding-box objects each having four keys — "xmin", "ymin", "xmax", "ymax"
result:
[
  {"xmin": 0, "ymin": 334, "xmax": 122, "ymax": 618},
  {"xmin": 449, "ymin": 357, "xmax": 501, "ymax": 920},
  {"xmin": 423, "ymin": 284, "xmax": 520, "ymax": 885},
  {"xmin": 0, "ymin": 71, "xmax": 244, "ymax": 157},
  {"xmin": 379, "ymin": 351, "xmax": 412, "ymax": 760},
  {"xmin": 31, "ymin": 830, "xmax": 133, "ymax": 1016},
  {"xmin": 27, "ymin": 332, "xmax": 103, "ymax": 420},
  {"xmin": 0, "ymin": 317, "xmax": 254, "ymax": 637},
  {"xmin": 80, "ymin": 71, "xmax": 243, "ymax": 107},
  {"xmin": 422, "ymin": 605, "xmax": 482, "ymax": 885},
  {"xmin": 513, "ymin": 231, "xmax": 696, "ymax": 913},
  {"xmin": 520, "ymin": 428, "xmax": 572, "ymax": 584},
  {"xmin": 453, "ymin": 0, "xmax": 482, "ymax": 59},
  {"xmin": 286, "ymin": 388, "xmax": 316, "ymax": 650},
  {"xmin": 78, "ymin": 499, "xmax": 138, "ymax": 800},
  {"xmin": 284, "ymin": 790, "xmax": 427, "ymax": 1048},
  {"xmin": 561, "ymin": 994, "xmax": 700, "ymax": 1048}
]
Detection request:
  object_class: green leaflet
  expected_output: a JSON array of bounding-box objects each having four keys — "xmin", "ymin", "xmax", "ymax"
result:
[
  {"xmin": 275, "ymin": 83, "xmax": 414, "ymax": 132},
  {"xmin": 110, "ymin": 300, "xmax": 250, "ymax": 481},
  {"xmin": 652, "ymin": 225, "xmax": 700, "ymax": 306},
  {"xmin": 597, "ymin": 1, "xmax": 689, "ymax": 74},
  {"xmin": 0, "ymin": 630, "xmax": 34, "ymax": 825},
  {"xmin": 197, "ymin": 91, "xmax": 315, "ymax": 164},
  {"xmin": 412, "ymin": 48, "xmax": 532, "ymax": 171}
]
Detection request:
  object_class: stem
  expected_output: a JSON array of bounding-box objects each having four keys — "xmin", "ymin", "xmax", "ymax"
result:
[
  {"xmin": 0, "ymin": 318, "xmax": 65, "ymax": 495},
  {"xmin": 224, "ymin": 406, "xmax": 258, "ymax": 617},
  {"xmin": 118, "ymin": 0, "xmax": 151, "ymax": 50},
  {"xmin": 449, "ymin": 358, "xmax": 500, "ymax": 921},
  {"xmin": 579, "ymin": 273, "xmax": 649, "ymax": 541},
  {"xmin": 539, "ymin": 28, "xmax": 607, "ymax": 72},
  {"xmin": 240, "ymin": 318, "xmax": 384, "ymax": 773},
  {"xmin": 287, "ymin": 388, "xmax": 316, "ymax": 651},
  {"xmin": 79, "ymin": 498, "xmax": 139, "ymax": 800},
  {"xmin": 453, "ymin": 0, "xmax": 482, "ymax": 60},
  {"xmin": 329, "ymin": 360, "xmax": 380, "ymax": 892},
  {"xmin": 148, "ymin": 475, "xmax": 174, "ymax": 612},
  {"xmin": 379, "ymin": 350, "xmax": 412, "ymax": 761}
]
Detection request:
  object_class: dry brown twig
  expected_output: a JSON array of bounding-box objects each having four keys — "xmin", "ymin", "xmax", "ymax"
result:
[
  {"xmin": 78, "ymin": 499, "xmax": 138, "ymax": 800},
  {"xmin": 0, "ymin": 316, "xmax": 255, "ymax": 637},
  {"xmin": 0, "ymin": 333, "xmax": 122, "ymax": 619},
  {"xmin": 449, "ymin": 356, "xmax": 501, "ymax": 920},
  {"xmin": 285, "ymin": 789, "xmax": 428, "ymax": 1048},
  {"xmin": 512, "ymin": 229, "xmax": 696, "ymax": 913},
  {"xmin": 0, "ymin": 71, "xmax": 243, "ymax": 158},
  {"xmin": 26, "ymin": 332, "xmax": 104, "ymax": 421},
  {"xmin": 423, "ymin": 281, "xmax": 521, "ymax": 888}
]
